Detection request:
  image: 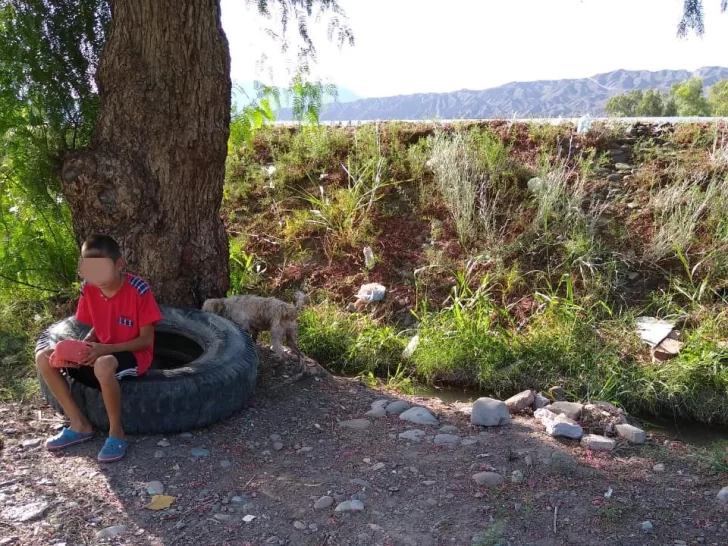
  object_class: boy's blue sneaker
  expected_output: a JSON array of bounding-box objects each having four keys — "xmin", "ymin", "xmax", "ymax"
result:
[
  {"xmin": 97, "ymin": 437, "xmax": 127, "ymax": 463},
  {"xmin": 46, "ymin": 427, "xmax": 94, "ymax": 451}
]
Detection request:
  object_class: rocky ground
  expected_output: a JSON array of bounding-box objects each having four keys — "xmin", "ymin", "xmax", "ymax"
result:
[{"xmin": 2, "ymin": 349, "xmax": 728, "ymax": 546}]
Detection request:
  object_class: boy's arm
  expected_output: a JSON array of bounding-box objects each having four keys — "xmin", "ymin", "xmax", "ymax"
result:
[{"xmin": 82, "ymin": 325, "xmax": 154, "ymax": 364}]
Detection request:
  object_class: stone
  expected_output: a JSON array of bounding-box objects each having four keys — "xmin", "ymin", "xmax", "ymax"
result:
[
  {"xmin": 641, "ymin": 520, "xmax": 653, "ymax": 533},
  {"xmin": 504, "ymin": 390, "xmax": 535, "ymax": 414},
  {"xmin": 96, "ymin": 525, "xmax": 128, "ymax": 539},
  {"xmin": 615, "ymin": 163, "xmax": 632, "ymax": 171},
  {"xmin": 146, "ymin": 481, "xmax": 164, "ymax": 495},
  {"xmin": 190, "ymin": 447, "xmax": 210, "ymax": 457},
  {"xmin": 293, "ymin": 521, "xmax": 307, "ymax": 530},
  {"xmin": 606, "ymin": 173, "xmax": 623, "ymax": 183},
  {"xmin": 385, "ymin": 400, "xmax": 410, "ymax": 415},
  {"xmin": 438, "ymin": 425, "xmax": 459, "ymax": 434},
  {"xmin": 1, "ymin": 501, "xmax": 49, "ymax": 522},
  {"xmin": 422, "ymin": 480, "xmax": 437, "ymax": 486},
  {"xmin": 433, "ymin": 434, "xmax": 461, "ymax": 445},
  {"xmin": 581, "ymin": 434, "xmax": 617, "ymax": 452},
  {"xmin": 230, "ymin": 496, "xmax": 248, "ymax": 505},
  {"xmin": 21, "ymin": 438, "xmax": 42, "ymax": 448},
  {"xmin": 338, "ymin": 419, "xmax": 371, "ymax": 430},
  {"xmin": 335, "ymin": 500, "xmax": 365, "ymax": 512},
  {"xmin": 472, "ymin": 472, "xmax": 504, "ymax": 487},
  {"xmin": 653, "ymin": 463, "xmax": 665, "ymax": 473},
  {"xmin": 653, "ymin": 338, "xmax": 682, "ymax": 361},
  {"xmin": 548, "ymin": 386, "xmax": 567, "ymax": 401},
  {"xmin": 717, "ymin": 487, "xmax": 728, "ymax": 503},
  {"xmin": 371, "ymin": 399, "xmax": 389, "ymax": 410},
  {"xmin": 157, "ymin": 439, "xmax": 171, "ymax": 447},
  {"xmin": 365, "ymin": 407, "xmax": 387, "ymax": 418},
  {"xmin": 220, "ymin": 460, "xmax": 232, "ymax": 469},
  {"xmin": 179, "ymin": 432, "xmax": 193, "ymax": 438},
  {"xmin": 461, "ymin": 438, "xmax": 478, "ymax": 446},
  {"xmin": 269, "ymin": 434, "xmax": 282, "ymax": 442},
  {"xmin": 549, "ymin": 401, "xmax": 583, "ymax": 421},
  {"xmin": 470, "ymin": 397, "xmax": 510, "ymax": 427},
  {"xmin": 399, "ymin": 429, "xmax": 426, "ymax": 442},
  {"xmin": 615, "ymin": 424, "xmax": 646, "ymax": 444},
  {"xmin": 314, "ymin": 496, "xmax": 334, "ymax": 509},
  {"xmin": 272, "ymin": 441, "xmax": 284, "ymax": 451},
  {"xmin": 309, "ymin": 524, "xmax": 318, "ymax": 532},
  {"xmin": 399, "ymin": 407, "xmax": 438, "ymax": 426},
  {"xmin": 531, "ymin": 393, "xmax": 551, "ymax": 410},
  {"xmin": 213, "ymin": 514, "xmax": 234, "ymax": 523},
  {"xmin": 242, "ymin": 514, "xmax": 257, "ymax": 523},
  {"xmin": 266, "ymin": 537, "xmax": 280, "ymax": 545},
  {"xmin": 511, "ymin": 470, "xmax": 525, "ymax": 484},
  {"xmin": 534, "ymin": 408, "xmax": 583, "ymax": 439},
  {"xmin": 369, "ymin": 462, "xmax": 386, "ymax": 471},
  {"xmin": 154, "ymin": 450, "xmax": 165, "ymax": 459}
]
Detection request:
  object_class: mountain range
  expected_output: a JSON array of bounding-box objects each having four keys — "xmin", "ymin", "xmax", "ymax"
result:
[{"xmin": 275, "ymin": 67, "xmax": 728, "ymax": 121}]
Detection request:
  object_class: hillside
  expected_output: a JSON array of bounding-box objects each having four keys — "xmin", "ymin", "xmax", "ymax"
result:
[{"xmin": 276, "ymin": 67, "xmax": 728, "ymax": 120}]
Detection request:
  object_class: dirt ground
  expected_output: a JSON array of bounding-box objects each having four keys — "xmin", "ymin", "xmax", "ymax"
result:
[{"xmin": 1, "ymin": 349, "xmax": 728, "ymax": 546}]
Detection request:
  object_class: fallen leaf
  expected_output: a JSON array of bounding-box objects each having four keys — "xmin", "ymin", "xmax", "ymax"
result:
[
  {"xmin": 145, "ymin": 495, "xmax": 175, "ymax": 510},
  {"xmin": 242, "ymin": 514, "xmax": 256, "ymax": 523}
]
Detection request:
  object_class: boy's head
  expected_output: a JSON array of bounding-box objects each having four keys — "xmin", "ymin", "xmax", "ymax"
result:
[{"xmin": 79, "ymin": 234, "xmax": 124, "ymax": 287}]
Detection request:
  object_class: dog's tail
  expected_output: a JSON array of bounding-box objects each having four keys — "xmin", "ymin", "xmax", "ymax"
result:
[{"xmin": 294, "ymin": 291, "xmax": 306, "ymax": 312}]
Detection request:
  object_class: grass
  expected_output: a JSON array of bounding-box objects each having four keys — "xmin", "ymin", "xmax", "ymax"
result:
[{"xmin": 5, "ymin": 120, "xmax": 728, "ymax": 429}]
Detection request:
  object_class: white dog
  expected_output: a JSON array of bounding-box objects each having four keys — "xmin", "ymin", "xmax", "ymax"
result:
[{"xmin": 202, "ymin": 292, "xmax": 306, "ymax": 364}]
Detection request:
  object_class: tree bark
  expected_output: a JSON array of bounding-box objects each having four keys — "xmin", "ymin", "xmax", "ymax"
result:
[{"xmin": 61, "ymin": 0, "xmax": 231, "ymax": 307}]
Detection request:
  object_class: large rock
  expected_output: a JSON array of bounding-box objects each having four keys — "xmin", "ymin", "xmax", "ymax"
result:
[
  {"xmin": 534, "ymin": 408, "xmax": 583, "ymax": 439},
  {"xmin": 472, "ymin": 472, "xmax": 504, "ymax": 487},
  {"xmin": 338, "ymin": 419, "xmax": 371, "ymax": 430},
  {"xmin": 399, "ymin": 407, "xmax": 438, "ymax": 426},
  {"xmin": 504, "ymin": 390, "xmax": 534, "ymax": 414},
  {"xmin": 335, "ymin": 500, "xmax": 365, "ymax": 512},
  {"xmin": 581, "ymin": 434, "xmax": 617, "ymax": 452},
  {"xmin": 471, "ymin": 397, "xmax": 510, "ymax": 427},
  {"xmin": 398, "ymin": 429, "xmax": 426, "ymax": 442},
  {"xmin": 531, "ymin": 392, "xmax": 551, "ymax": 410},
  {"xmin": 717, "ymin": 487, "xmax": 728, "ymax": 504},
  {"xmin": 549, "ymin": 401, "xmax": 583, "ymax": 421},
  {"xmin": 1, "ymin": 502, "xmax": 49, "ymax": 522},
  {"xmin": 385, "ymin": 400, "xmax": 410, "ymax": 415},
  {"xmin": 433, "ymin": 434, "xmax": 461, "ymax": 445},
  {"xmin": 615, "ymin": 424, "xmax": 646, "ymax": 444}
]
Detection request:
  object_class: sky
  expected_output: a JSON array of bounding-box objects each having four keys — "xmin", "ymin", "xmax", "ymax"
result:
[{"xmin": 220, "ymin": 0, "xmax": 728, "ymax": 99}]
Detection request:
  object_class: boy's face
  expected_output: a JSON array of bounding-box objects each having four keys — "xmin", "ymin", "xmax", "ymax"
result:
[{"xmin": 79, "ymin": 246, "xmax": 124, "ymax": 288}]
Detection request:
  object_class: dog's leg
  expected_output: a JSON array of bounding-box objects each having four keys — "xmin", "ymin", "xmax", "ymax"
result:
[{"xmin": 270, "ymin": 323, "xmax": 286, "ymax": 360}]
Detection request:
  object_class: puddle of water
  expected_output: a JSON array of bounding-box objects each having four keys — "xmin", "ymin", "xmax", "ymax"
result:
[{"xmin": 412, "ymin": 384, "xmax": 728, "ymax": 446}]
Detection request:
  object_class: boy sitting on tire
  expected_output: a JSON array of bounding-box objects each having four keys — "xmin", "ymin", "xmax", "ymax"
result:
[{"xmin": 36, "ymin": 234, "xmax": 162, "ymax": 462}]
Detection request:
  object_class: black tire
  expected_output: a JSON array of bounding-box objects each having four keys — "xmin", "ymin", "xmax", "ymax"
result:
[{"xmin": 36, "ymin": 306, "xmax": 258, "ymax": 434}]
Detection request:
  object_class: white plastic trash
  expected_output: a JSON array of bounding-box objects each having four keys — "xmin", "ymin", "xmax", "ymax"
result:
[
  {"xmin": 577, "ymin": 115, "xmax": 592, "ymax": 135},
  {"xmin": 356, "ymin": 283, "xmax": 386, "ymax": 303}
]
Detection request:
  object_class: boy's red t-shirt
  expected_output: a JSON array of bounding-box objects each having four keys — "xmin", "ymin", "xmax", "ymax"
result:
[{"xmin": 75, "ymin": 273, "xmax": 163, "ymax": 375}]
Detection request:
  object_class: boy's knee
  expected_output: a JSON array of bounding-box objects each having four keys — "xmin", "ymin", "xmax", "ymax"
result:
[
  {"xmin": 35, "ymin": 349, "xmax": 52, "ymax": 370},
  {"xmin": 94, "ymin": 355, "xmax": 118, "ymax": 382}
]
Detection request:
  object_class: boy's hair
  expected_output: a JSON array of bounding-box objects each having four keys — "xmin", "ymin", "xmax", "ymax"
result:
[{"xmin": 82, "ymin": 234, "xmax": 122, "ymax": 261}]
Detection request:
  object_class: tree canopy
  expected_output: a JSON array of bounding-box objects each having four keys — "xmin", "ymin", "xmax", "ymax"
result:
[{"xmin": 678, "ymin": 0, "xmax": 727, "ymax": 36}]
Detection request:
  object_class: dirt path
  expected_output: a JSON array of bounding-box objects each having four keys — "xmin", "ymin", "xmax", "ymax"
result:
[{"xmin": 1, "ymin": 350, "xmax": 727, "ymax": 546}]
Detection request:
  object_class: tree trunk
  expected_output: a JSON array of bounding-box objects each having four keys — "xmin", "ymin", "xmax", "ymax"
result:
[{"xmin": 61, "ymin": 0, "xmax": 231, "ymax": 307}]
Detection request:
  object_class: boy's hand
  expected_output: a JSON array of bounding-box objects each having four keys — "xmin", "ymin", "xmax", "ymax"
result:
[{"xmin": 81, "ymin": 342, "xmax": 110, "ymax": 365}]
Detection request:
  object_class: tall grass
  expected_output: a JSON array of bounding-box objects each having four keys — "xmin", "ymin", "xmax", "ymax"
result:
[{"xmin": 427, "ymin": 128, "xmax": 515, "ymax": 247}]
